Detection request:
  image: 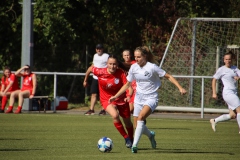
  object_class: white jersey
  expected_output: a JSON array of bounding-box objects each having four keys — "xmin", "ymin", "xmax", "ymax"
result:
[
  {"xmin": 213, "ymin": 65, "xmax": 240, "ymax": 94},
  {"xmin": 127, "ymin": 62, "xmax": 166, "ymax": 94},
  {"xmin": 92, "ymin": 53, "xmax": 109, "ymax": 79}
]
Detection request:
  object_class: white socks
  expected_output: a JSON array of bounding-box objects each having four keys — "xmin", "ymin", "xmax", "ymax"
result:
[
  {"xmin": 215, "ymin": 114, "xmax": 231, "ymax": 123},
  {"xmin": 132, "ymin": 121, "xmax": 144, "ymax": 146},
  {"xmin": 142, "ymin": 124, "xmax": 151, "ymax": 137},
  {"xmin": 237, "ymin": 113, "xmax": 240, "ymax": 129}
]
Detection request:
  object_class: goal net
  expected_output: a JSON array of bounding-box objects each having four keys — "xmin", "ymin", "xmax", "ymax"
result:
[{"xmin": 158, "ymin": 18, "xmax": 240, "ymax": 109}]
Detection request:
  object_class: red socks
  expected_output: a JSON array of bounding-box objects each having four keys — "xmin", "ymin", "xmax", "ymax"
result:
[
  {"xmin": 126, "ymin": 125, "xmax": 134, "ymax": 141},
  {"xmin": 114, "ymin": 121, "xmax": 128, "ymax": 139},
  {"xmin": 1, "ymin": 96, "xmax": 8, "ymax": 110}
]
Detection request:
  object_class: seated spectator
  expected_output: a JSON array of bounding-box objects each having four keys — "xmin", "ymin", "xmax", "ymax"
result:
[
  {"xmin": 5, "ymin": 65, "xmax": 37, "ymax": 114},
  {"xmin": 0, "ymin": 66, "xmax": 19, "ymax": 113}
]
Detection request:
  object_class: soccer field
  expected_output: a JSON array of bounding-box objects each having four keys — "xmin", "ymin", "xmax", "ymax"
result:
[{"xmin": 0, "ymin": 113, "xmax": 239, "ymax": 160}]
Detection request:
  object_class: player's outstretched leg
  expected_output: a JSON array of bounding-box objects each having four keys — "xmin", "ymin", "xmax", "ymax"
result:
[
  {"xmin": 149, "ymin": 131, "xmax": 156, "ymax": 149},
  {"xmin": 210, "ymin": 119, "xmax": 216, "ymax": 132}
]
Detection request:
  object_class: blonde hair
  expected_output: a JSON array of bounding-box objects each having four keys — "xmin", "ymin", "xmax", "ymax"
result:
[{"xmin": 134, "ymin": 46, "xmax": 158, "ymax": 64}]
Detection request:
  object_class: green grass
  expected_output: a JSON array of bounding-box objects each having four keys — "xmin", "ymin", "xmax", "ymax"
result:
[{"xmin": 0, "ymin": 113, "xmax": 239, "ymax": 160}]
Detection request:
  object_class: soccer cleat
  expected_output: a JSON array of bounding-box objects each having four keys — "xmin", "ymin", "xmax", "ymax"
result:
[
  {"xmin": 131, "ymin": 146, "xmax": 138, "ymax": 153},
  {"xmin": 14, "ymin": 109, "xmax": 22, "ymax": 114},
  {"xmin": 84, "ymin": 110, "xmax": 95, "ymax": 115},
  {"xmin": 98, "ymin": 109, "xmax": 106, "ymax": 115},
  {"xmin": 149, "ymin": 131, "xmax": 157, "ymax": 149},
  {"xmin": 210, "ymin": 119, "xmax": 216, "ymax": 132},
  {"xmin": 125, "ymin": 137, "xmax": 132, "ymax": 148},
  {"xmin": 5, "ymin": 108, "xmax": 13, "ymax": 114},
  {"xmin": 0, "ymin": 109, "xmax": 4, "ymax": 113}
]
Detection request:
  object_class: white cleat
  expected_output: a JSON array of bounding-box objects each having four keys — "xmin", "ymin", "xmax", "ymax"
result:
[{"xmin": 210, "ymin": 119, "xmax": 216, "ymax": 132}]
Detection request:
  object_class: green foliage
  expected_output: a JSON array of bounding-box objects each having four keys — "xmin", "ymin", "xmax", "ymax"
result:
[{"xmin": 0, "ymin": 0, "xmax": 22, "ymax": 69}]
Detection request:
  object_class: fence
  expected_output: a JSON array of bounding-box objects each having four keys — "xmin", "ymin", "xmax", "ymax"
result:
[
  {"xmin": 0, "ymin": 70, "xmax": 229, "ymax": 117},
  {"xmin": 33, "ymin": 72, "xmax": 228, "ymax": 118}
]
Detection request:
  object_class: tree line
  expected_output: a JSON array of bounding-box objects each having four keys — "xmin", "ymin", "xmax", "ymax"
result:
[{"xmin": 1, "ymin": 0, "xmax": 239, "ymax": 103}]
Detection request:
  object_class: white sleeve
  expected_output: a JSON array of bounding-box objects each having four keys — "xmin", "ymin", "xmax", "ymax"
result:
[
  {"xmin": 153, "ymin": 64, "xmax": 166, "ymax": 77},
  {"xmin": 126, "ymin": 66, "xmax": 134, "ymax": 82},
  {"xmin": 235, "ymin": 68, "xmax": 240, "ymax": 77},
  {"xmin": 213, "ymin": 68, "xmax": 222, "ymax": 79}
]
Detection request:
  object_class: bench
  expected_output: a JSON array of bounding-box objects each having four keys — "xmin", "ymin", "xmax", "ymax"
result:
[{"xmin": 32, "ymin": 96, "xmax": 51, "ymax": 113}]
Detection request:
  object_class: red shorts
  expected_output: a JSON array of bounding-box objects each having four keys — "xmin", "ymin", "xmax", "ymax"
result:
[
  {"xmin": 117, "ymin": 103, "xmax": 131, "ymax": 118},
  {"xmin": 102, "ymin": 101, "xmax": 131, "ymax": 118},
  {"xmin": 21, "ymin": 89, "xmax": 33, "ymax": 95}
]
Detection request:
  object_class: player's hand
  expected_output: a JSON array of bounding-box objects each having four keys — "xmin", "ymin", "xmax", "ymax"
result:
[
  {"xmin": 29, "ymin": 95, "xmax": 34, "ymax": 99},
  {"xmin": 180, "ymin": 88, "xmax": 187, "ymax": 95},
  {"xmin": 2, "ymin": 91, "xmax": 6, "ymax": 96},
  {"xmin": 83, "ymin": 81, "xmax": 88, "ymax": 87},
  {"xmin": 212, "ymin": 93, "xmax": 217, "ymax": 99},
  {"xmin": 124, "ymin": 96, "xmax": 130, "ymax": 102},
  {"xmin": 109, "ymin": 96, "xmax": 116, "ymax": 103},
  {"xmin": 234, "ymin": 76, "xmax": 240, "ymax": 81}
]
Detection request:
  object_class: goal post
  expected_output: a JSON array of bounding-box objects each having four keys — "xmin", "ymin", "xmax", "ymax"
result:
[{"xmin": 158, "ymin": 18, "xmax": 240, "ymax": 110}]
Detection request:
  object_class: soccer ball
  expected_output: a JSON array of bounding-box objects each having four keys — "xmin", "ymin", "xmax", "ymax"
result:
[{"xmin": 97, "ymin": 137, "xmax": 113, "ymax": 153}]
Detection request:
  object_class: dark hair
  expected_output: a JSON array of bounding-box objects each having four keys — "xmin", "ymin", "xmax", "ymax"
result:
[
  {"xmin": 24, "ymin": 65, "xmax": 32, "ymax": 73},
  {"xmin": 134, "ymin": 46, "xmax": 158, "ymax": 64},
  {"xmin": 224, "ymin": 51, "xmax": 234, "ymax": 58},
  {"xmin": 122, "ymin": 49, "xmax": 131, "ymax": 56},
  {"xmin": 108, "ymin": 54, "xmax": 128, "ymax": 72}
]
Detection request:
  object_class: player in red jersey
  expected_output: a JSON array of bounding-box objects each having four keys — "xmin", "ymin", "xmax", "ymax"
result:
[
  {"xmin": 5, "ymin": 65, "xmax": 37, "ymax": 114},
  {"xmin": 87, "ymin": 54, "xmax": 134, "ymax": 148},
  {"xmin": 122, "ymin": 50, "xmax": 136, "ymax": 113},
  {"xmin": 0, "ymin": 67, "xmax": 19, "ymax": 113}
]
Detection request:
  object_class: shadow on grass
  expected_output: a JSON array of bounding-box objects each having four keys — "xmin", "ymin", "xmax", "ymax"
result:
[
  {"xmin": 150, "ymin": 128, "xmax": 191, "ymax": 130},
  {"xmin": 0, "ymin": 138, "xmax": 23, "ymax": 140},
  {"xmin": 0, "ymin": 149, "xmax": 44, "ymax": 151},
  {"xmin": 139, "ymin": 148, "xmax": 234, "ymax": 155}
]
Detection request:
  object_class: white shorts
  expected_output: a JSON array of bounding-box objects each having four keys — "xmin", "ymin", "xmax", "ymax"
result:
[
  {"xmin": 223, "ymin": 91, "xmax": 240, "ymax": 110},
  {"xmin": 133, "ymin": 92, "xmax": 158, "ymax": 117}
]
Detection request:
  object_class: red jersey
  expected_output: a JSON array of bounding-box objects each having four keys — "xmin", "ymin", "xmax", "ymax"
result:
[
  {"xmin": 131, "ymin": 60, "xmax": 136, "ymax": 64},
  {"xmin": 92, "ymin": 67, "xmax": 127, "ymax": 108},
  {"xmin": 21, "ymin": 73, "xmax": 34, "ymax": 90},
  {"xmin": 1, "ymin": 73, "xmax": 19, "ymax": 92},
  {"xmin": 126, "ymin": 60, "xmax": 136, "ymax": 103}
]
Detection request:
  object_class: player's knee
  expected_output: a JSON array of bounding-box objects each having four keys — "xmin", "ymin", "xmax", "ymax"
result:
[
  {"xmin": 137, "ymin": 115, "xmax": 145, "ymax": 121},
  {"xmin": 230, "ymin": 113, "xmax": 236, "ymax": 119}
]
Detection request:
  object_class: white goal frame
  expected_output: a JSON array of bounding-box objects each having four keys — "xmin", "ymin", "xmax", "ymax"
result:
[{"xmin": 157, "ymin": 18, "xmax": 240, "ymax": 118}]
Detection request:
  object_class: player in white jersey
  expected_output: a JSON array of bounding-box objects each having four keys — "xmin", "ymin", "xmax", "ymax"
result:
[
  {"xmin": 210, "ymin": 51, "xmax": 240, "ymax": 133},
  {"xmin": 83, "ymin": 44, "xmax": 109, "ymax": 115},
  {"xmin": 109, "ymin": 46, "xmax": 186, "ymax": 153}
]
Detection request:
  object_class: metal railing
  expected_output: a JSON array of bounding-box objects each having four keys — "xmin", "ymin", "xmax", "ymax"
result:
[{"xmin": 1, "ymin": 71, "xmax": 228, "ymax": 117}]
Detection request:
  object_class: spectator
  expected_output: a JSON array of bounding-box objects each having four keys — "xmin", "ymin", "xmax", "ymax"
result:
[
  {"xmin": 83, "ymin": 44, "xmax": 109, "ymax": 115},
  {"xmin": 122, "ymin": 49, "xmax": 136, "ymax": 113},
  {"xmin": 5, "ymin": 65, "xmax": 37, "ymax": 114},
  {"xmin": 0, "ymin": 66, "xmax": 19, "ymax": 113}
]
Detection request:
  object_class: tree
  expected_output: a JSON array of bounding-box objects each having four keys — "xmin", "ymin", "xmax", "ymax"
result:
[{"xmin": 0, "ymin": 0, "xmax": 22, "ymax": 69}]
